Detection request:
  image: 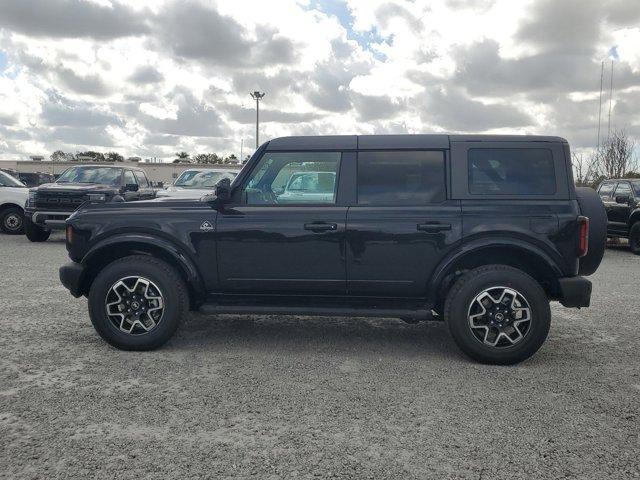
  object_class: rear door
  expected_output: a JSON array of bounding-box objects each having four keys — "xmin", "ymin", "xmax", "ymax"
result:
[
  {"xmin": 346, "ymin": 150, "xmax": 462, "ymax": 297},
  {"xmin": 215, "ymin": 150, "xmax": 347, "ymax": 295}
]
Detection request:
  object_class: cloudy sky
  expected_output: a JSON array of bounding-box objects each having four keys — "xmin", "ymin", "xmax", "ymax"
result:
[{"xmin": 0, "ymin": 0, "xmax": 639, "ymax": 161}]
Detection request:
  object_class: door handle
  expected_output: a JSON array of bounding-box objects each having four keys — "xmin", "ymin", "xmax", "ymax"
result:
[
  {"xmin": 417, "ymin": 222, "xmax": 452, "ymax": 233},
  {"xmin": 304, "ymin": 222, "xmax": 338, "ymax": 232}
]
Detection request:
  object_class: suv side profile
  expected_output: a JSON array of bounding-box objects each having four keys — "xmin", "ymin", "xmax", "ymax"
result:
[
  {"xmin": 59, "ymin": 135, "xmax": 606, "ymax": 364},
  {"xmin": 597, "ymin": 179, "xmax": 640, "ymax": 254},
  {"xmin": 25, "ymin": 165, "xmax": 155, "ymax": 242}
]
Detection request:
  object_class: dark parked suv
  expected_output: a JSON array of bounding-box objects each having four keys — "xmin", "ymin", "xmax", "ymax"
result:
[
  {"xmin": 597, "ymin": 178, "xmax": 640, "ymax": 254},
  {"xmin": 25, "ymin": 165, "xmax": 155, "ymax": 242},
  {"xmin": 59, "ymin": 135, "xmax": 606, "ymax": 364}
]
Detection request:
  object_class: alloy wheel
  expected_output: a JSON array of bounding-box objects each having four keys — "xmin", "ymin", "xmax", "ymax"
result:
[
  {"xmin": 105, "ymin": 276, "xmax": 165, "ymax": 335},
  {"xmin": 467, "ymin": 286, "xmax": 532, "ymax": 348}
]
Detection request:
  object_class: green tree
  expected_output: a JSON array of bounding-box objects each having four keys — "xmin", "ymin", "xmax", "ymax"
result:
[
  {"xmin": 50, "ymin": 150, "xmax": 75, "ymax": 162},
  {"xmin": 76, "ymin": 151, "xmax": 105, "ymax": 162},
  {"xmin": 105, "ymin": 151, "xmax": 124, "ymax": 162},
  {"xmin": 175, "ymin": 151, "xmax": 190, "ymax": 159}
]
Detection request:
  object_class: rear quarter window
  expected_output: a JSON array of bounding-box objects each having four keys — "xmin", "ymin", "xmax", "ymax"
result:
[{"xmin": 468, "ymin": 148, "xmax": 556, "ymax": 195}]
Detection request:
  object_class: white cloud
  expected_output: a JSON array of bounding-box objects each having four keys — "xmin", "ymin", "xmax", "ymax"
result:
[{"xmin": 0, "ymin": 0, "xmax": 638, "ymax": 161}]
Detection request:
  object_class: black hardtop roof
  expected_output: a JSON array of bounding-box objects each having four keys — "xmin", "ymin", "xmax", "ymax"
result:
[{"xmin": 266, "ymin": 134, "xmax": 568, "ymax": 151}]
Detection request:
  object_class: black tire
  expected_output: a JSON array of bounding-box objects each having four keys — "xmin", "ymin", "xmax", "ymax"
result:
[
  {"xmin": 88, "ymin": 255, "xmax": 188, "ymax": 351},
  {"xmin": 629, "ymin": 222, "xmax": 640, "ymax": 255},
  {"xmin": 0, "ymin": 206, "xmax": 25, "ymax": 234},
  {"xmin": 24, "ymin": 215, "xmax": 50, "ymax": 242},
  {"xmin": 575, "ymin": 187, "xmax": 606, "ymax": 276},
  {"xmin": 444, "ymin": 265, "xmax": 551, "ymax": 365}
]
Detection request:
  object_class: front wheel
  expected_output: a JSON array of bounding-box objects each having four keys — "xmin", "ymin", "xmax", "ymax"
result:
[
  {"xmin": 444, "ymin": 265, "xmax": 551, "ymax": 365},
  {"xmin": 88, "ymin": 255, "xmax": 188, "ymax": 351},
  {"xmin": 24, "ymin": 215, "xmax": 50, "ymax": 242},
  {"xmin": 0, "ymin": 207, "xmax": 25, "ymax": 234}
]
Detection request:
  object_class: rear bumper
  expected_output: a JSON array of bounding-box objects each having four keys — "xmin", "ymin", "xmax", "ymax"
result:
[
  {"xmin": 558, "ymin": 276, "xmax": 592, "ymax": 308},
  {"xmin": 59, "ymin": 261, "xmax": 86, "ymax": 298}
]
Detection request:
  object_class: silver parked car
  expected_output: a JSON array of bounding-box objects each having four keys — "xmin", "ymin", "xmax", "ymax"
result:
[{"xmin": 156, "ymin": 169, "xmax": 238, "ymax": 199}]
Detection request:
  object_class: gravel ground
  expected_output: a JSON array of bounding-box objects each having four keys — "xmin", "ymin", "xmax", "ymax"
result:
[{"xmin": 1, "ymin": 232, "xmax": 639, "ymax": 479}]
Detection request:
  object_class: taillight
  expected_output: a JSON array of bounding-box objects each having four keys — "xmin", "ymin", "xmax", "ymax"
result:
[
  {"xmin": 578, "ymin": 216, "xmax": 589, "ymax": 257},
  {"xmin": 66, "ymin": 224, "xmax": 73, "ymax": 244}
]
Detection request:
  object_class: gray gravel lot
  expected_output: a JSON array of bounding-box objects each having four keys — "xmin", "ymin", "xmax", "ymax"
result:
[{"xmin": 1, "ymin": 232, "xmax": 639, "ymax": 479}]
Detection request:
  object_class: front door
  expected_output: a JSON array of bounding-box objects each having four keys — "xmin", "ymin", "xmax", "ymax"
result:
[
  {"xmin": 216, "ymin": 151, "xmax": 347, "ymax": 295},
  {"xmin": 609, "ymin": 181, "xmax": 633, "ymax": 232},
  {"xmin": 346, "ymin": 150, "xmax": 462, "ymax": 297}
]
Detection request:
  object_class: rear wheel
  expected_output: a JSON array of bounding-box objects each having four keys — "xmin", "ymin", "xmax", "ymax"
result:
[
  {"xmin": 0, "ymin": 207, "xmax": 24, "ymax": 234},
  {"xmin": 24, "ymin": 215, "xmax": 50, "ymax": 242},
  {"xmin": 629, "ymin": 222, "xmax": 640, "ymax": 255},
  {"xmin": 88, "ymin": 255, "xmax": 188, "ymax": 350},
  {"xmin": 444, "ymin": 265, "xmax": 551, "ymax": 365}
]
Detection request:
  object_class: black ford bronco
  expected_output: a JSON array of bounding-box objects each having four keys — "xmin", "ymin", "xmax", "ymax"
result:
[
  {"xmin": 597, "ymin": 178, "xmax": 640, "ymax": 254},
  {"xmin": 25, "ymin": 164, "xmax": 155, "ymax": 242},
  {"xmin": 59, "ymin": 135, "xmax": 606, "ymax": 364}
]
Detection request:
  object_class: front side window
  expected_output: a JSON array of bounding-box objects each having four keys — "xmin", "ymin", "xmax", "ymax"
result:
[
  {"xmin": 468, "ymin": 148, "xmax": 556, "ymax": 195},
  {"xmin": 57, "ymin": 167, "xmax": 122, "ymax": 186},
  {"xmin": 134, "ymin": 171, "xmax": 149, "ymax": 187},
  {"xmin": 124, "ymin": 170, "xmax": 137, "ymax": 185},
  {"xmin": 598, "ymin": 182, "xmax": 615, "ymax": 199},
  {"xmin": 357, "ymin": 151, "xmax": 445, "ymax": 205},
  {"xmin": 242, "ymin": 152, "xmax": 341, "ymax": 205}
]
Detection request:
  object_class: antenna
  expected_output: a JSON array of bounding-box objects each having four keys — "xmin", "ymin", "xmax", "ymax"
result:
[
  {"xmin": 607, "ymin": 60, "xmax": 614, "ymax": 138},
  {"xmin": 597, "ymin": 61, "xmax": 603, "ymax": 151}
]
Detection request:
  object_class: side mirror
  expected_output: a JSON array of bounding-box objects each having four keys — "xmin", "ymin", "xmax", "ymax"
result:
[
  {"xmin": 214, "ymin": 178, "xmax": 231, "ymax": 202},
  {"xmin": 201, "ymin": 178, "xmax": 231, "ymax": 203},
  {"xmin": 124, "ymin": 183, "xmax": 139, "ymax": 192},
  {"xmin": 615, "ymin": 195, "xmax": 630, "ymax": 204}
]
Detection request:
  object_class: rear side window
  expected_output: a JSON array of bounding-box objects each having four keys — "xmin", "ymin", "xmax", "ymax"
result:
[
  {"xmin": 615, "ymin": 182, "xmax": 632, "ymax": 197},
  {"xmin": 468, "ymin": 148, "xmax": 555, "ymax": 195},
  {"xmin": 357, "ymin": 151, "xmax": 445, "ymax": 205}
]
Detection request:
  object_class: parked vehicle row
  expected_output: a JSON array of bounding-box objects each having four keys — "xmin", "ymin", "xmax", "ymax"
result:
[
  {"xmin": 58, "ymin": 134, "xmax": 607, "ymax": 365},
  {"xmin": 597, "ymin": 178, "xmax": 640, "ymax": 254}
]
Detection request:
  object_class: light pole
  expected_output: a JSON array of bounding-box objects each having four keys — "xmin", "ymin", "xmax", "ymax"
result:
[{"xmin": 250, "ymin": 91, "xmax": 265, "ymax": 148}]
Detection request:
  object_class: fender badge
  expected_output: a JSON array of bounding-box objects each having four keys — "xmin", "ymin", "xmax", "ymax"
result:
[{"xmin": 200, "ymin": 221, "xmax": 214, "ymax": 231}]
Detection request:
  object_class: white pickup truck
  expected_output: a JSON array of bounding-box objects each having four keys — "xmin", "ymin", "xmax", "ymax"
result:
[{"xmin": 0, "ymin": 170, "xmax": 29, "ymax": 234}]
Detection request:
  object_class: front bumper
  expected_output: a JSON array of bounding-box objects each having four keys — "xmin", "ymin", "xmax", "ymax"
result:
[
  {"xmin": 558, "ymin": 276, "xmax": 592, "ymax": 308},
  {"xmin": 59, "ymin": 261, "xmax": 86, "ymax": 298},
  {"xmin": 26, "ymin": 209, "xmax": 75, "ymax": 229}
]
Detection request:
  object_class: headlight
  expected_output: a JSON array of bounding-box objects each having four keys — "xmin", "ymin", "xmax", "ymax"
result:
[{"xmin": 88, "ymin": 193, "xmax": 106, "ymax": 202}]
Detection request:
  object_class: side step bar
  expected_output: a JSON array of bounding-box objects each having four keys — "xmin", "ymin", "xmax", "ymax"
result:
[{"xmin": 198, "ymin": 304, "xmax": 434, "ymax": 321}]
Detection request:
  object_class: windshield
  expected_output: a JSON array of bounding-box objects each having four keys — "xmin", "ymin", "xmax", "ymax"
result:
[
  {"xmin": 0, "ymin": 171, "xmax": 26, "ymax": 188},
  {"xmin": 56, "ymin": 166, "xmax": 122, "ymax": 186},
  {"xmin": 174, "ymin": 170, "xmax": 236, "ymax": 188}
]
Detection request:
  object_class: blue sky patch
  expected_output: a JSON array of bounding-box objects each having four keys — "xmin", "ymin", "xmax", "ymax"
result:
[
  {"xmin": 0, "ymin": 51, "xmax": 8, "ymax": 72},
  {"xmin": 308, "ymin": 0, "xmax": 388, "ymax": 60}
]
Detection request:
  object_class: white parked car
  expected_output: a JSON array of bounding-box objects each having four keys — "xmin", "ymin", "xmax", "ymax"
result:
[
  {"xmin": 0, "ymin": 170, "xmax": 29, "ymax": 234},
  {"xmin": 276, "ymin": 171, "xmax": 336, "ymax": 203},
  {"xmin": 156, "ymin": 169, "xmax": 238, "ymax": 199}
]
